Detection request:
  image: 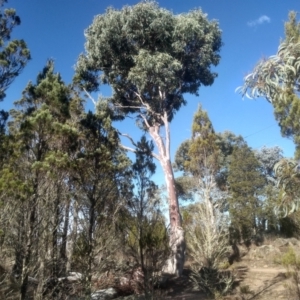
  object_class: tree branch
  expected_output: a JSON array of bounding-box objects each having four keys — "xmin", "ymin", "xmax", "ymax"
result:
[
  {"xmin": 150, "ymin": 150, "xmax": 160, "ymax": 161},
  {"xmin": 120, "ymin": 143, "xmax": 160, "ymax": 161},
  {"xmin": 118, "ymin": 131, "xmax": 138, "ymax": 148},
  {"xmin": 83, "ymin": 88, "xmax": 97, "ymax": 107},
  {"xmin": 134, "ymin": 91, "xmax": 151, "ymax": 111},
  {"xmin": 120, "ymin": 144, "xmax": 137, "ymax": 153},
  {"xmin": 138, "ymin": 113, "xmax": 151, "ymax": 130},
  {"xmin": 118, "ymin": 130, "xmax": 160, "ymax": 161},
  {"xmin": 115, "ymin": 104, "xmax": 145, "ymax": 110},
  {"xmin": 134, "ymin": 91, "xmax": 163, "ymax": 122}
]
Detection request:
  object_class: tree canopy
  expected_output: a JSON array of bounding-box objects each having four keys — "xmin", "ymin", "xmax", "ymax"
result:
[
  {"xmin": 75, "ymin": 1, "xmax": 222, "ymax": 125},
  {"xmin": 0, "ymin": 0, "xmax": 30, "ymax": 101},
  {"xmin": 237, "ymin": 11, "xmax": 300, "ymax": 157}
]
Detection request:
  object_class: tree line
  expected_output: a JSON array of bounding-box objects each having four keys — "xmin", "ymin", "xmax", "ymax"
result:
[{"xmin": 0, "ymin": 1, "xmax": 300, "ymax": 299}]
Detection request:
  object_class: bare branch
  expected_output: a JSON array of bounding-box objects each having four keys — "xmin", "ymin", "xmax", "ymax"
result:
[
  {"xmin": 120, "ymin": 143, "xmax": 160, "ymax": 161},
  {"xmin": 115, "ymin": 104, "xmax": 145, "ymax": 110},
  {"xmin": 150, "ymin": 150, "xmax": 161, "ymax": 161},
  {"xmin": 83, "ymin": 88, "xmax": 97, "ymax": 107},
  {"xmin": 134, "ymin": 91, "xmax": 151, "ymax": 110},
  {"xmin": 120, "ymin": 144, "xmax": 137, "ymax": 153},
  {"xmin": 139, "ymin": 113, "xmax": 151, "ymax": 130},
  {"xmin": 118, "ymin": 131, "xmax": 138, "ymax": 148}
]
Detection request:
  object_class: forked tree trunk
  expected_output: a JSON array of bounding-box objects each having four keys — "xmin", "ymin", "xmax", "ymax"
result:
[{"xmin": 148, "ymin": 118, "xmax": 185, "ymax": 276}]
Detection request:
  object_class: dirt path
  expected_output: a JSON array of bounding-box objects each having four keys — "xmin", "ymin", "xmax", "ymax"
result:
[{"xmin": 235, "ymin": 265, "xmax": 288, "ymax": 300}]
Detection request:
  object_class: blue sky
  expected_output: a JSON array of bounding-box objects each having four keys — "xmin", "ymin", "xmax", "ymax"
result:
[{"xmin": 2, "ymin": 0, "xmax": 300, "ymax": 182}]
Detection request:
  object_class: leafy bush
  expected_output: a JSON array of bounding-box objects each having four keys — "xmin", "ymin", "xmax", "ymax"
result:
[{"xmin": 279, "ymin": 247, "xmax": 300, "ymax": 299}]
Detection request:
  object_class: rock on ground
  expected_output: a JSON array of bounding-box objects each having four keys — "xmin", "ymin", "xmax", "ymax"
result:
[{"xmin": 91, "ymin": 287, "xmax": 118, "ymax": 300}]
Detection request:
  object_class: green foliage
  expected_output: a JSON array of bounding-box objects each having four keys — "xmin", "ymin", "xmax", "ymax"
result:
[
  {"xmin": 124, "ymin": 136, "xmax": 169, "ymax": 296},
  {"xmin": 0, "ymin": 60, "xmax": 132, "ymax": 299},
  {"xmin": 278, "ymin": 213, "xmax": 300, "ymax": 237},
  {"xmin": 237, "ymin": 11, "xmax": 300, "ymax": 157},
  {"xmin": 284, "ymin": 11, "xmax": 300, "ymax": 42},
  {"xmin": 227, "ymin": 144, "xmax": 265, "ymax": 242},
  {"xmin": 0, "ymin": 0, "xmax": 30, "ymax": 100},
  {"xmin": 173, "ymin": 139, "xmax": 191, "ymax": 173},
  {"xmin": 75, "ymin": 5, "xmax": 222, "ymax": 277},
  {"xmin": 187, "ymin": 104, "xmax": 220, "ymax": 176},
  {"xmin": 174, "ymin": 106, "xmax": 223, "ymax": 201},
  {"xmin": 174, "ymin": 175, "xmax": 195, "ymax": 202},
  {"xmin": 174, "ymin": 117, "xmax": 245, "ymax": 200},
  {"xmin": 75, "ymin": 1, "xmax": 222, "ymax": 125},
  {"xmin": 0, "ymin": 61, "xmax": 79, "ymax": 299},
  {"xmin": 274, "ymin": 158, "xmax": 300, "ymax": 217},
  {"xmin": 214, "ymin": 131, "xmax": 245, "ymax": 191},
  {"xmin": 280, "ymin": 246, "xmax": 300, "ymax": 269},
  {"xmin": 0, "ymin": 61, "xmax": 73, "ymax": 204},
  {"xmin": 127, "ymin": 217, "xmax": 169, "ymax": 259},
  {"xmin": 278, "ymin": 246, "xmax": 300, "ymax": 299}
]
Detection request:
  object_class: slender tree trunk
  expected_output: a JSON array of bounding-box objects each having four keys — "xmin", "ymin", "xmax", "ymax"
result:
[
  {"xmin": 36, "ymin": 221, "xmax": 47, "ymax": 299},
  {"xmin": 85, "ymin": 198, "xmax": 95, "ymax": 297},
  {"xmin": 60, "ymin": 196, "xmax": 71, "ymax": 275},
  {"xmin": 20, "ymin": 194, "xmax": 37, "ymax": 300},
  {"xmin": 52, "ymin": 189, "xmax": 60, "ymax": 281},
  {"xmin": 66, "ymin": 198, "xmax": 78, "ymax": 273},
  {"xmin": 148, "ymin": 118, "xmax": 185, "ymax": 276}
]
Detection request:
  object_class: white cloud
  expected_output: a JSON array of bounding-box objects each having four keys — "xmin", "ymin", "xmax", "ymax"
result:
[{"xmin": 247, "ymin": 15, "xmax": 271, "ymax": 27}]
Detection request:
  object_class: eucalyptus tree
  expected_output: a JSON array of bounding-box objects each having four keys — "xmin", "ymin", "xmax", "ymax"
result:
[
  {"xmin": 74, "ymin": 1, "xmax": 222, "ymax": 275},
  {"xmin": 273, "ymin": 158, "xmax": 300, "ymax": 217},
  {"xmin": 237, "ymin": 11, "xmax": 300, "ymax": 157}
]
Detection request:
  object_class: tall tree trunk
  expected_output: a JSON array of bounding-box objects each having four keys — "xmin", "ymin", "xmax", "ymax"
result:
[
  {"xmin": 85, "ymin": 198, "xmax": 95, "ymax": 297},
  {"xmin": 60, "ymin": 196, "xmax": 71, "ymax": 275},
  {"xmin": 35, "ymin": 220, "xmax": 47, "ymax": 300},
  {"xmin": 66, "ymin": 198, "xmax": 79, "ymax": 273},
  {"xmin": 160, "ymin": 158, "xmax": 185, "ymax": 276},
  {"xmin": 19, "ymin": 194, "xmax": 37, "ymax": 300},
  {"xmin": 52, "ymin": 189, "xmax": 60, "ymax": 281},
  {"xmin": 148, "ymin": 117, "xmax": 185, "ymax": 276}
]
